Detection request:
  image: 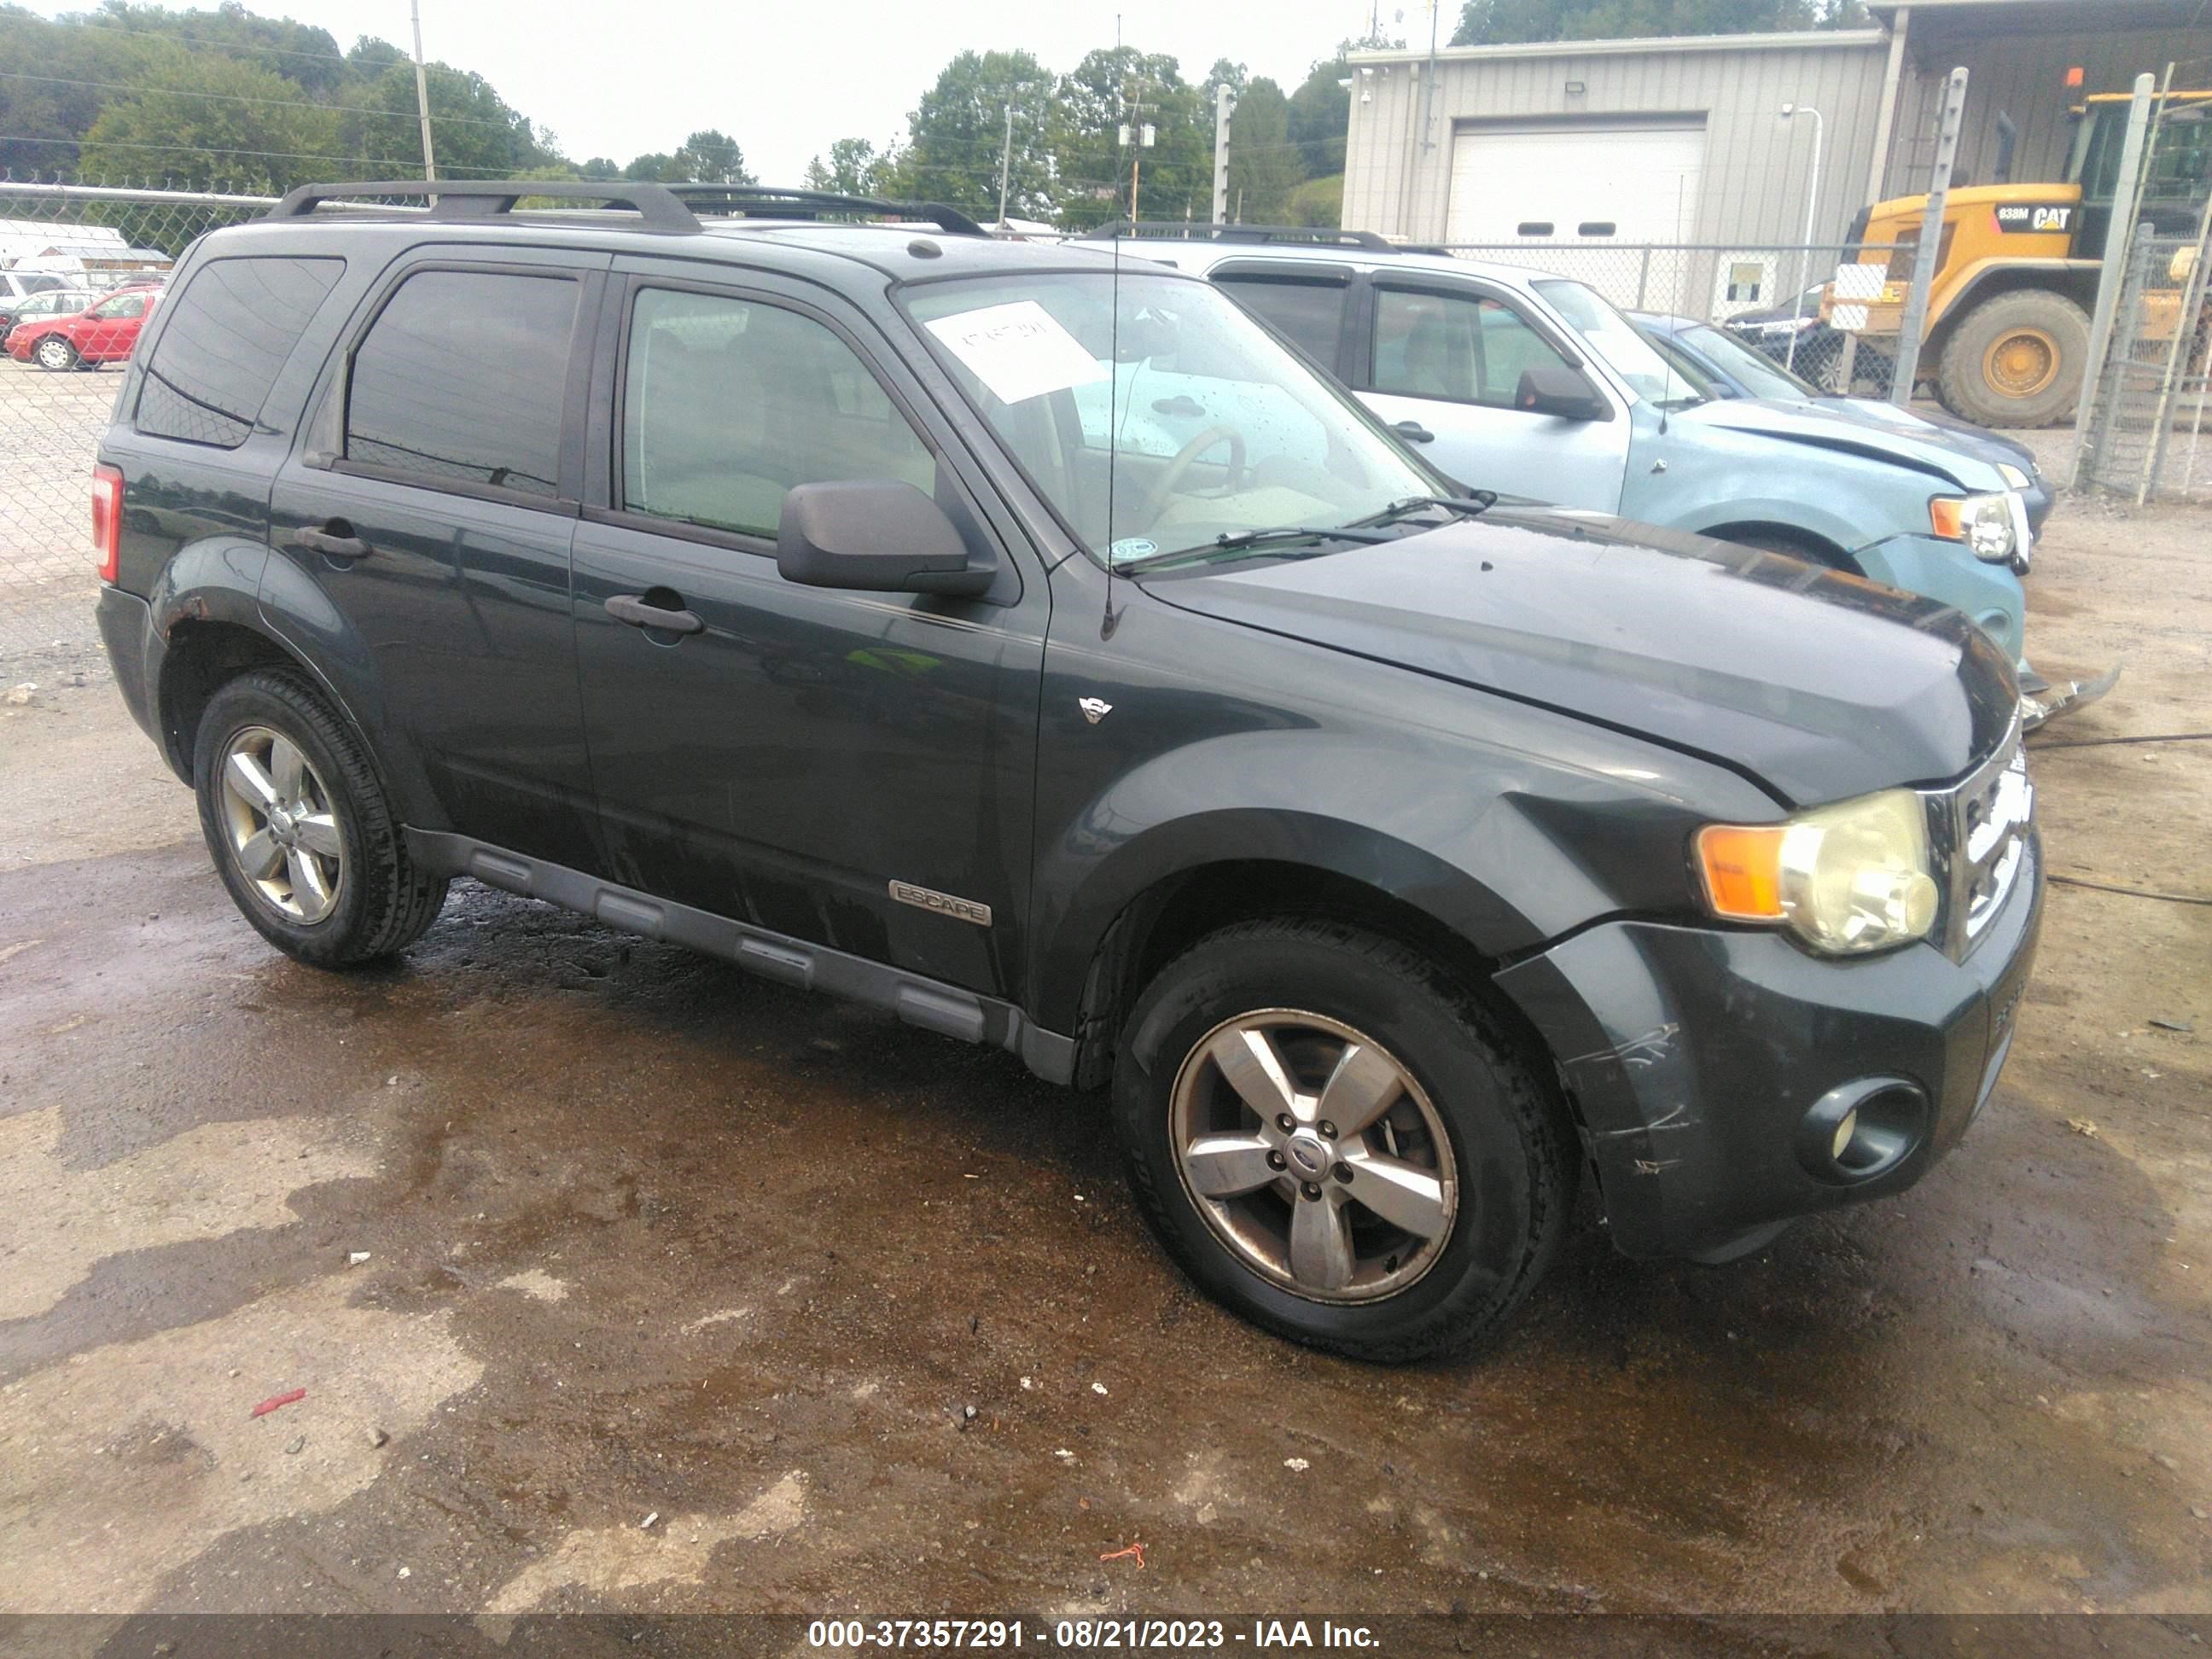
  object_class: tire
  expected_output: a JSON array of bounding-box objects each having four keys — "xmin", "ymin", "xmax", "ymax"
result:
[
  {"xmin": 1113, "ymin": 917, "xmax": 1575, "ymax": 1362},
  {"xmin": 1935, "ymin": 290, "xmax": 2091, "ymax": 428},
  {"xmin": 191, "ymin": 668, "xmax": 448, "ymax": 967},
  {"xmin": 32, "ymin": 335, "xmax": 76, "ymax": 371}
]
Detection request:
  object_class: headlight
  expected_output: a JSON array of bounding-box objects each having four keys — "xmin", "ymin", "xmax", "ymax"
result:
[
  {"xmin": 1929, "ymin": 492, "xmax": 2017, "ymax": 563},
  {"xmin": 1997, "ymin": 463, "xmax": 2031, "ymax": 490},
  {"xmin": 1695, "ymin": 789, "xmax": 1939, "ymax": 955}
]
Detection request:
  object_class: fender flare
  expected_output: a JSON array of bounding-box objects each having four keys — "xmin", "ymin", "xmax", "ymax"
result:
[{"xmin": 1027, "ymin": 799, "xmax": 1607, "ymax": 1039}]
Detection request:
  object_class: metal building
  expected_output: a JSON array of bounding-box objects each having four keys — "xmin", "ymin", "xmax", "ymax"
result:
[{"xmin": 1343, "ymin": 0, "xmax": 2209, "ymax": 254}]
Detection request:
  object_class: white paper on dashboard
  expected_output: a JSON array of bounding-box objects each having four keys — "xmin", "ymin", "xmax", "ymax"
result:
[{"xmin": 924, "ymin": 300, "xmax": 1109, "ymax": 405}]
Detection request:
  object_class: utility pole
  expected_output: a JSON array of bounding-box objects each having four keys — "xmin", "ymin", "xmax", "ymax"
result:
[
  {"xmin": 1211, "ymin": 84, "xmax": 1237, "ymax": 226},
  {"xmin": 997, "ymin": 102, "xmax": 1014, "ymax": 228},
  {"xmin": 409, "ymin": 0, "xmax": 436, "ymax": 182}
]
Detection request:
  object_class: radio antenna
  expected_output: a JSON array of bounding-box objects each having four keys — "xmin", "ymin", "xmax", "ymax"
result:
[{"xmin": 1101, "ymin": 222, "xmax": 1124, "ymax": 639}]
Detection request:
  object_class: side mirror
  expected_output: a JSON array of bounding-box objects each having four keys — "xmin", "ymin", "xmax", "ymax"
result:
[
  {"xmin": 1514, "ymin": 364, "xmax": 1611, "ymax": 422},
  {"xmin": 777, "ymin": 479, "xmax": 993, "ymax": 597}
]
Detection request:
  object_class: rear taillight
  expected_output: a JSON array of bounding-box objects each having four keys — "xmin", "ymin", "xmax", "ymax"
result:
[{"xmin": 91, "ymin": 463, "xmax": 122, "ymax": 584}]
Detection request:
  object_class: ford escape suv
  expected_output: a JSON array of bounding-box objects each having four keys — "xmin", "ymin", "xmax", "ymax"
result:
[{"xmin": 93, "ymin": 182, "xmax": 2042, "ymax": 1361}]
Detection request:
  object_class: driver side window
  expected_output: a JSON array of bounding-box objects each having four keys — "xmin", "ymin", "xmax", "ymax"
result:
[{"xmin": 1371, "ymin": 287, "xmax": 1569, "ymax": 410}]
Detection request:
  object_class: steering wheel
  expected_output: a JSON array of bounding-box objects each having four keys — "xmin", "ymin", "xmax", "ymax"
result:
[{"xmin": 1138, "ymin": 423, "xmax": 1248, "ymax": 529}]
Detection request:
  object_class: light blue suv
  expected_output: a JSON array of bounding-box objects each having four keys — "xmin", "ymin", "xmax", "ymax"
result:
[{"xmin": 1114, "ymin": 235, "xmax": 2033, "ymax": 671}]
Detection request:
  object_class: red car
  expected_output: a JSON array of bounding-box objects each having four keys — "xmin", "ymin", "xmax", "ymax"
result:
[{"xmin": 9, "ymin": 285, "xmax": 160, "ymax": 371}]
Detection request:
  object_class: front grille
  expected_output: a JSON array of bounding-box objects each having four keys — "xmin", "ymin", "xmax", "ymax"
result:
[{"xmin": 1924, "ymin": 722, "xmax": 2034, "ymax": 961}]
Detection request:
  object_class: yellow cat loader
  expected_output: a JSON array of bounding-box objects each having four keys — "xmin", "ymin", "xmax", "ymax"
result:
[{"xmin": 1832, "ymin": 88, "xmax": 2210, "ymax": 426}]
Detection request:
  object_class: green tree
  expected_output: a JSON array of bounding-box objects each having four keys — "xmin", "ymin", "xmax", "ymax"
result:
[
  {"xmin": 0, "ymin": 8, "xmax": 168, "ymax": 178},
  {"xmin": 580, "ymin": 155, "xmax": 622, "ymax": 178},
  {"xmin": 886, "ymin": 50, "xmax": 1057, "ymax": 220},
  {"xmin": 344, "ymin": 37, "xmax": 405, "ymax": 81},
  {"xmin": 1285, "ymin": 55, "xmax": 1352, "ymax": 179},
  {"xmin": 804, "ymin": 137, "xmax": 887, "ymax": 196},
  {"xmin": 1225, "ymin": 78, "xmax": 1302, "ymax": 224},
  {"xmin": 79, "ymin": 50, "xmax": 339, "ymax": 193},
  {"xmin": 84, "ymin": 2, "xmax": 351, "ymax": 97},
  {"xmin": 672, "ymin": 128, "xmax": 753, "ymax": 183},
  {"xmin": 337, "ymin": 61, "xmax": 549, "ymax": 178},
  {"xmin": 1288, "ymin": 173, "xmax": 1343, "ymax": 228},
  {"xmin": 1049, "ymin": 46, "xmax": 1209, "ymax": 230}
]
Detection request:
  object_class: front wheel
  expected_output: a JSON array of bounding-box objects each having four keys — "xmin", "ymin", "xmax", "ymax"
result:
[
  {"xmin": 1113, "ymin": 918, "xmax": 1575, "ymax": 1362},
  {"xmin": 192, "ymin": 669, "xmax": 449, "ymax": 967},
  {"xmin": 1935, "ymin": 290, "xmax": 2091, "ymax": 428},
  {"xmin": 32, "ymin": 336, "xmax": 76, "ymax": 371}
]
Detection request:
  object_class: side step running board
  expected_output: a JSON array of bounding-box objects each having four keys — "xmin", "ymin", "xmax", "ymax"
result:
[{"xmin": 405, "ymin": 830, "xmax": 1077, "ymax": 1086}]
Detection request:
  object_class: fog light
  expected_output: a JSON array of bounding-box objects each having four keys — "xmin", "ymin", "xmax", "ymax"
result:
[{"xmin": 1798, "ymin": 1078, "xmax": 1927, "ymax": 1184}]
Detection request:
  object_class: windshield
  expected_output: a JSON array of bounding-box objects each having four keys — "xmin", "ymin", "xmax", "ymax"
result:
[
  {"xmin": 903, "ymin": 270, "xmax": 1435, "ymax": 566},
  {"xmin": 1681, "ymin": 322, "xmax": 1819, "ymax": 400},
  {"xmin": 1533, "ymin": 277, "xmax": 1704, "ymax": 408}
]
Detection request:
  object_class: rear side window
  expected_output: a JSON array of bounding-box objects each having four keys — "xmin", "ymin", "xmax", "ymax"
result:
[
  {"xmin": 345, "ymin": 269, "xmax": 579, "ymax": 499},
  {"xmin": 135, "ymin": 258, "xmax": 341, "ymax": 448},
  {"xmin": 1214, "ymin": 276, "xmax": 1348, "ymax": 365}
]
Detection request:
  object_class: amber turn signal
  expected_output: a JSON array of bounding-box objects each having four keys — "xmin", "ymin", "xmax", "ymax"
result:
[{"xmin": 1695, "ymin": 824, "xmax": 1788, "ymax": 920}]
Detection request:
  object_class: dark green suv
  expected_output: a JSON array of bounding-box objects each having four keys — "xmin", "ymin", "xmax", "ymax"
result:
[{"xmin": 92, "ymin": 182, "xmax": 2041, "ymax": 1360}]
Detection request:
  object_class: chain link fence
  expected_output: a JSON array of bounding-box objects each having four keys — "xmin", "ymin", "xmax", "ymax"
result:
[
  {"xmin": 2075, "ymin": 231, "xmax": 2212, "ymax": 504},
  {"xmin": 1, "ymin": 181, "xmax": 276, "ymax": 672},
  {"xmin": 1426, "ymin": 241, "xmax": 1906, "ymax": 396}
]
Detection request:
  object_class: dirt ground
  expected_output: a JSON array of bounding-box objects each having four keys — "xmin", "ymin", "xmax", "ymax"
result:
[{"xmin": 0, "ymin": 462, "xmax": 2207, "ymax": 1636}]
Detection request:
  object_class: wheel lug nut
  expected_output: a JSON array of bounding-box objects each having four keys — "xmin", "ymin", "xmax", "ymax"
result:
[
  {"xmin": 1332, "ymin": 1162, "xmax": 1353, "ymax": 1183},
  {"xmin": 1318, "ymin": 1121, "xmax": 1337, "ymax": 1139},
  {"xmin": 1275, "ymin": 1114, "xmax": 1295, "ymax": 1133},
  {"xmin": 1266, "ymin": 1150, "xmax": 1287, "ymax": 1171},
  {"xmin": 1301, "ymin": 1182, "xmax": 1323, "ymax": 1200}
]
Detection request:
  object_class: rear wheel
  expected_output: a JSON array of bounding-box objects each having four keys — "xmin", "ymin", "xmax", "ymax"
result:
[
  {"xmin": 192, "ymin": 669, "xmax": 448, "ymax": 967},
  {"xmin": 1936, "ymin": 289, "xmax": 2091, "ymax": 428},
  {"xmin": 1113, "ymin": 918, "xmax": 1574, "ymax": 1362},
  {"xmin": 32, "ymin": 335, "xmax": 76, "ymax": 371}
]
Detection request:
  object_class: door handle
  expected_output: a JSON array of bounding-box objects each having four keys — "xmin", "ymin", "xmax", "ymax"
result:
[
  {"xmin": 605, "ymin": 593, "xmax": 705, "ymax": 636},
  {"xmin": 1392, "ymin": 421, "xmax": 1435, "ymax": 444},
  {"xmin": 293, "ymin": 523, "xmax": 371, "ymax": 560}
]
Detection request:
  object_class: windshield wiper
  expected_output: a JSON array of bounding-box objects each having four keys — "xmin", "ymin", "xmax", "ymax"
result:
[
  {"xmin": 1118, "ymin": 524, "xmax": 1397, "ymax": 572},
  {"xmin": 1370, "ymin": 491, "xmax": 1499, "ymax": 525}
]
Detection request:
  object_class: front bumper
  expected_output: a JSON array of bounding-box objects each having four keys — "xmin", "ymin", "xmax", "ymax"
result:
[
  {"xmin": 1494, "ymin": 830, "xmax": 2043, "ymax": 1261},
  {"xmin": 1854, "ymin": 531, "xmax": 2027, "ymax": 667}
]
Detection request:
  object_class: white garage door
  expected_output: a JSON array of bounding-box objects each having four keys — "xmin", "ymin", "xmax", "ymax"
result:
[{"xmin": 1446, "ymin": 122, "xmax": 1706, "ymax": 306}]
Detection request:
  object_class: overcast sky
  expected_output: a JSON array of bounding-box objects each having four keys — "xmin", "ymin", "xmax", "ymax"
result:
[{"xmin": 39, "ymin": 0, "xmax": 1421, "ymax": 183}]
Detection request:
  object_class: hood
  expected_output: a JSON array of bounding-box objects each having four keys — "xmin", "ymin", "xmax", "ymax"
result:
[
  {"xmin": 1812, "ymin": 396, "xmax": 2041, "ymax": 475},
  {"xmin": 1674, "ymin": 398, "xmax": 2008, "ymax": 491},
  {"xmin": 1140, "ymin": 508, "xmax": 2017, "ymax": 808}
]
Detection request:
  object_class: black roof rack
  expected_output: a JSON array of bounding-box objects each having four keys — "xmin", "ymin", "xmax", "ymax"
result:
[
  {"xmin": 1081, "ymin": 221, "xmax": 1403, "ymax": 250},
  {"xmin": 266, "ymin": 179, "xmax": 988, "ymax": 240},
  {"xmin": 664, "ymin": 184, "xmax": 987, "ymax": 238},
  {"xmin": 269, "ymin": 178, "xmax": 702, "ymax": 233}
]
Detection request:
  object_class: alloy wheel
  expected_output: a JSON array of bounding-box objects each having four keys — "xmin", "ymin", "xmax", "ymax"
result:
[
  {"xmin": 1168, "ymin": 1009, "xmax": 1458, "ymax": 1303},
  {"xmin": 218, "ymin": 725, "xmax": 345, "ymax": 924},
  {"xmin": 34, "ymin": 337, "xmax": 73, "ymax": 370}
]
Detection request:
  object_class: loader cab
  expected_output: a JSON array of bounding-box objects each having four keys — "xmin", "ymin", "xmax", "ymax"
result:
[{"xmin": 2066, "ymin": 90, "xmax": 2212, "ymax": 249}]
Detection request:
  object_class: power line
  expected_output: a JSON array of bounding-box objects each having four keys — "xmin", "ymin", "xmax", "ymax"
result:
[
  {"xmin": 0, "ymin": 70, "xmax": 532, "ymax": 132},
  {"xmin": 0, "ymin": 131, "xmax": 521, "ymax": 175}
]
